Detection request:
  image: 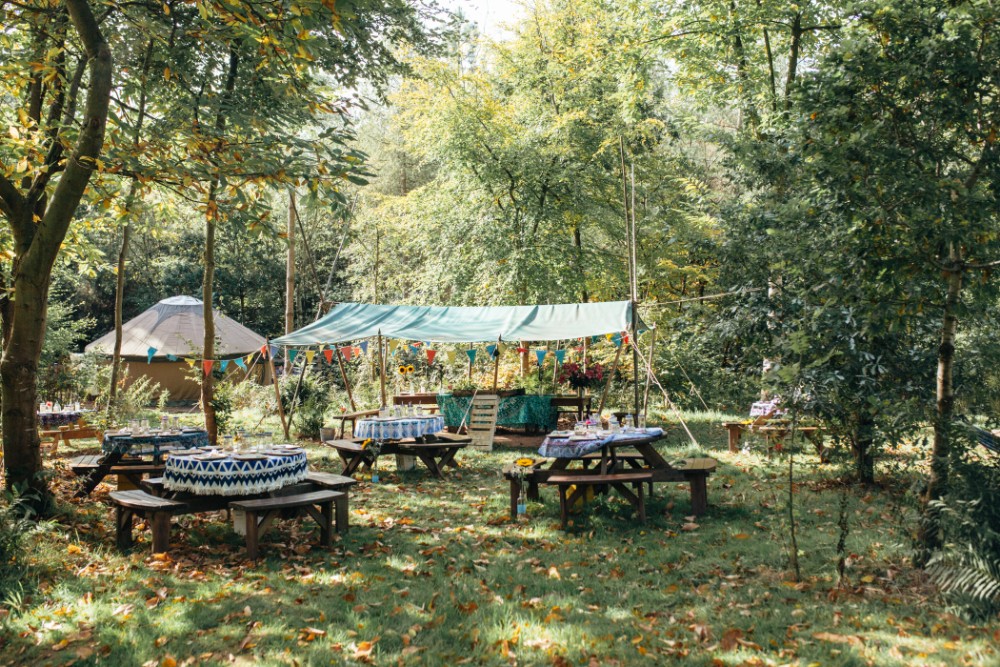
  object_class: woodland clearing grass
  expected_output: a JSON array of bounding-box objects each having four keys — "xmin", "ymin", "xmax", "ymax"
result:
[{"xmin": 0, "ymin": 414, "xmax": 997, "ymax": 666}]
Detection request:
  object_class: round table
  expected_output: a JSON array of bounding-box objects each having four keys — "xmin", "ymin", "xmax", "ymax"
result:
[
  {"xmin": 102, "ymin": 429, "xmax": 210, "ymax": 456},
  {"xmin": 163, "ymin": 449, "xmax": 308, "ymax": 496},
  {"xmin": 354, "ymin": 415, "xmax": 445, "ymax": 441}
]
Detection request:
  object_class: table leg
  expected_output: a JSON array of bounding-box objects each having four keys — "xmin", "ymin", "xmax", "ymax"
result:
[
  {"xmin": 727, "ymin": 426, "xmax": 742, "ymax": 453},
  {"xmin": 689, "ymin": 474, "xmax": 708, "ymax": 515},
  {"xmin": 509, "ymin": 477, "xmax": 520, "ymax": 519}
]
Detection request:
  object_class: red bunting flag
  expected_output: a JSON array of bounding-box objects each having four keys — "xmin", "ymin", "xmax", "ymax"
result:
[
  {"xmin": 341, "ymin": 346, "xmax": 353, "ymax": 361},
  {"xmin": 426, "ymin": 349, "xmax": 437, "ymax": 365},
  {"xmin": 516, "ymin": 347, "xmax": 528, "ymax": 354},
  {"xmin": 622, "ymin": 334, "xmax": 630, "ymax": 345},
  {"xmin": 323, "ymin": 349, "xmax": 334, "ymax": 364},
  {"xmin": 260, "ymin": 344, "xmax": 268, "ymax": 358},
  {"xmin": 202, "ymin": 360, "xmax": 214, "ymax": 376}
]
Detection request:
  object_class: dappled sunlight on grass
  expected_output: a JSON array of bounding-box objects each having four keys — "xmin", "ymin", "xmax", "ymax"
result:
[{"xmin": 1, "ymin": 415, "xmax": 997, "ymax": 664}]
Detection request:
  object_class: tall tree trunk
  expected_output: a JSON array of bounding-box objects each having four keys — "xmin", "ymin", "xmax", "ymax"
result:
[
  {"xmin": 200, "ymin": 46, "xmax": 239, "ymax": 445},
  {"xmin": 285, "ymin": 189, "xmax": 296, "ymax": 335},
  {"xmin": 852, "ymin": 411, "xmax": 875, "ymax": 484},
  {"xmin": 919, "ymin": 259, "xmax": 964, "ymax": 562},
  {"xmin": 108, "ymin": 39, "xmax": 154, "ymax": 416},
  {"xmin": 1, "ymin": 0, "xmax": 112, "ymax": 509}
]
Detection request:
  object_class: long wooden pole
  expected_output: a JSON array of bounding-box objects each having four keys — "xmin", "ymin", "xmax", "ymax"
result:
[
  {"xmin": 597, "ymin": 342, "xmax": 624, "ymax": 416},
  {"xmin": 377, "ymin": 333, "xmax": 387, "ymax": 407},
  {"xmin": 491, "ymin": 338, "xmax": 501, "ymax": 392},
  {"xmin": 336, "ymin": 345, "xmax": 358, "ymax": 411},
  {"xmin": 285, "ymin": 351, "xmax": 310, "ymax": 425},
  {"xmin": 266, "ymin": 340, "xmax": 289, "ymax": 439},
  {"xmin": 642, "ymin": 327, "xmax": 657, "ymax": 421},
  {"xmin": 285, "ymin": 189, "xmax": 296, "ymax": 335}
]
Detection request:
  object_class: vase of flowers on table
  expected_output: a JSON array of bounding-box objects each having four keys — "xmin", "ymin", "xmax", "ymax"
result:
[{"xmin": 557, "ymin": 362, "xmax": 607, "ymax": 394}]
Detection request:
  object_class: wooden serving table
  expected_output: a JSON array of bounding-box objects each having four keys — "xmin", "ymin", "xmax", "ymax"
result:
[{"xmin": 722, "ymin": 421, "xmax": 826, "ymax": 459}]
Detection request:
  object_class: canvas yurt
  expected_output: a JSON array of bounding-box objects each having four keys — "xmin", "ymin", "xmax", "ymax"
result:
[{"xmin": 86, "ymin": 296, "xmax": 268, "ymax": 401}]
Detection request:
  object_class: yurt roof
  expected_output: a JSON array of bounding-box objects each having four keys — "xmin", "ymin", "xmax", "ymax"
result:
[{"xmin": 85, "ymin": 296, "xmax": 266, "ymax": 358}]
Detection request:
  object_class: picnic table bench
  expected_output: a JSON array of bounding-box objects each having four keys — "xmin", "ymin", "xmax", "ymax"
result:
[
  {"xmin": 548, "ymin": 471, "xmax": 653, "ymax": 528},
  {"xmin": 71, "ymin": 453, "xmax": 165, "ymax": 494},
  {"xmin": 325, "ymin": 409, "xmax": 380, "ymax": 439},
  {"xmin": 230, "ymin": 490, "xmax": 341, "ymax": 560}
]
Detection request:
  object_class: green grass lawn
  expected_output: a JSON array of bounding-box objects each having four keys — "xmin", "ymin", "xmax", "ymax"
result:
[{"xmin": 1, "ymin": 416, "xmax": 997, "ymax": 666}]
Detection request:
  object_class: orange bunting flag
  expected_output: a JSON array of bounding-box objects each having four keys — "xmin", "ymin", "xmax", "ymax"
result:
[
  {"xmin": 260, "ymin": 344, "xmax": 269, "ymax": 358},
  {"xmin": 426, "ymin": 349, "xmax": 437, "ymax": 365},
  {"xmin": 202, "ymin": 360, "xmax": 214, "ymax": 376},
  {"xmin": 323, "ymin": 349, "xmax": 334, "ymax": 363},
  {"xmin": 341, "ymin": 346, "xmax": 353, "ymax": 361}
]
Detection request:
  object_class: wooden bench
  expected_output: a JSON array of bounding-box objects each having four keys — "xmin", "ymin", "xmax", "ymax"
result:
[
  {"xmin": 71, "ymin": 454, "xmax": 165, "ymax": 493},
  {"xmin": 669, "ymin": 458, "xmax": 716, "ymax": 515},
  {"xmin": 547, "ymin": 472, "xmax": 654, "ymax": 529},
  {"xmin": 110, "ymin": 490, "xmax": 188, "ymax": 554},
  {"xmin": 229, "ymin": 490, "xmax": 342, "ymax": 560},
  {"xmin": 322, "ymin": 439, "xmax": 377, "ymax": 476}
]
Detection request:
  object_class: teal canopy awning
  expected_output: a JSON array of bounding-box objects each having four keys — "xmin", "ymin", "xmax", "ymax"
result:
[{"xmin": 273, "ymin": 301, "xmax": 639, "ymax": 346}]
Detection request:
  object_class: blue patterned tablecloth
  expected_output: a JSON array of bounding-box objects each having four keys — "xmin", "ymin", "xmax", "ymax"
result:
[
  {"xmin": 102, "ymin": 429, "xmax": 210, "ymax": 456},
  {"xmin": 354, "ymin": 416, "xmax": 444, "ymax": 441},
  {"xmin": 439, "ymin": 394, "xmax": 558, "ymax": 430},
  {"xmin": 163, "ymin": 450, "xmax": 308, "ymax": 496},
  {"xmin": 538, "ymin": 428, "xmax": 665, "ymax": 458},
  {"xmin": 38, "ymin": 411, "xmax": 84, "ymax": 428}
]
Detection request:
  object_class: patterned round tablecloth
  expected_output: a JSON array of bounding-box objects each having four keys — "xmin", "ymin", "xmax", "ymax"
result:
[
  {"xmin": 102, "ymin": 429, "xmax": 210, "ymax": 456},
  {"xmin": 163, "ymin": 450, "xmax": 308, "ymax": 496},
  {"xmin": 38, "ymin": 411, "xmax": 84, "ymax": 428},
  {"xmin": 354, "ymin": 415, "xmax": 445, "ymax": 441},
  {"xmin": 538, "ymin": 428, "xmax": 665, "ymax": 458}
]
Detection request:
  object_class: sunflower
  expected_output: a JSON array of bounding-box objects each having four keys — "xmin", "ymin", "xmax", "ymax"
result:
[
  {"xmin": 361, "ymin": 438, "xmax": 373, "ymax": 449},
  {"xmin": 406, "ymin": 364, "xmax": 415, "ymax": 374},
  {"xmin": 515, "ymin": 457, "xmax": 535, "ymax": 468},
  {"xmin": 398, "ymin": 365, "xmax": 406, "ymax": 375}
]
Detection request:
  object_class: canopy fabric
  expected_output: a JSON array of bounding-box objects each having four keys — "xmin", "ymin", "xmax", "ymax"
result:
[
  {"xmin": 86, "ymin": 295, "xmax": 266, "ymax": 359},
  {"xmin": 273, "ymin": 301, "xmax": 639, "ymax": 346}
]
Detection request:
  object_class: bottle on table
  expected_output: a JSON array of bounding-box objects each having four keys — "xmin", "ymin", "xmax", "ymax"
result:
[{"xmin": 623, "ymin": 413, "xmax": 634, "ymax": 432}]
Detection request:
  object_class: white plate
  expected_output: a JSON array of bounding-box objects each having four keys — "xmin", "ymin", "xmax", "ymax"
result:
[{"xmin": 567, "ymin": 435, "xmax": 594, "ymax": 442}]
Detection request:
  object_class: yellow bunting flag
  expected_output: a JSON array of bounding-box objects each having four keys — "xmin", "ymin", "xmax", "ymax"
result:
[
  {"xmin": 184, "ymin": 358, "xmax": 195, "ymax": 367},
  {"xmin": 245, "ymin": 354, "xmax": 253, "ymax": 366},
  {"xmin": 305, "ymin": 350, "xmax": 316, "ymax": 364},
  {"xmin": 498, "ymin": 342, "xmax": 507, "ymax": 355},
  {"xmin": 444, "ymin": 350, "xmax": 456, "ymax": 364},
  {"xmin": 388, "ymin": 339, "xmax": 399, "ymax": 353}
]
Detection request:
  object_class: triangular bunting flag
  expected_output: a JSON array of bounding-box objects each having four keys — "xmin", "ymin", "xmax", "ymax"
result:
[
  {"xmin": 245, "ymin": 354, "xmax": 253, "ymax": 366},
  {"xmin": 388, "ymin": 340, "xmax": 399, "ymax": 353},
  {"xmin": 466, "ymin": 349, "xmax": 477, "ymax": 364},
  {"xmin": 147, "ymin": 347, "xmax": 157, "ymax": 364},
  {"xmin": 220, "ymin": 359, "xmax": 230, "ymax": 372},
  {"xmin": 486, "ymin": 344, "xmax": 498, "ymax": 358},
  {"xmin": 323, "ymin": 349, "xmax": 334, "ymax": 363},
  {"xmin": 498, "ymin": 342, "xmax": 507, "ymax": 355},
  {"xmin": 353, "ymin": 346, "xmax": 362, "ymax": 356},
  {"xmin": 269, "ymin": 344, "xmax": 279, "ymax": 358},
  {"xmin": 260, "ymin": 344, "xmax": 268, "ymax": 358},
  {"xmin": 202, "ymin": 360, "xmax": 214, "ymax": 376},
  {"xmin": 184, "ymin": 358, "xmax": 195, "ymax": 367},
  {"xmin": 535, "ymin": 349, "xmax": 547, "ymax": 366},
  {"xmin": 517, "ymin": 347, "xmax": 528, "ymax": 354},
  {"xmin": 622, "ymin": 334, "xmax": 630, "ymax": 345},
  {"xmin": 444, "ymin": 350, "xmax": 456, "ymax": 363},
  {"xmin": 166, "ymin": 354, "xmax": 178, "ymax": 361},
  {"xmin": 591, "ymin": 336, "xmax": 600, "ymax": 344},
  {"xmin": 288, "ymin": 349, "xmax": 298, "ymax": 364},
  {"xmin": 234, "ymin": 357, "xmax": 247, "ymax": 371},
  {"xmin": 341, "ymin": 346, "xmax": 353, "ymax": 361},
  {"xmin": 426, "ymin": 349, "xmax": 437, "ymax": 365},
  {"xmin": 611, "ymin": 333, "xmax": 623, "ymax": 347},
  {"xmin": 305, "ymin": 350, "xmax": 316, "ymax": 364},
  {"xmin": 409, "ymin": 344, "xmax": 419, "ymax": 355},
  {"xmin": 554, "ymin": 349, "xmax": 566, "ymax": 363},
  {"xmin": 359, "ymin": 341, "xmax": 369, "ymax": 356}
]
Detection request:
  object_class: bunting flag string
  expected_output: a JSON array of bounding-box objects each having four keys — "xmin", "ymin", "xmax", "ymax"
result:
[
  {"xmin": 147, "ymin": 347, "xmax": 157, "ymax": 364},
  {"xmin": 305, "ymin": 350, "xmax": 316, "ymax": 364},
  {"xmin": 234, "ymin": 357, "xmax": 247, "ymax": 371},
  {"xmin": 466, "ymin": 349, "xmax": 477, "ymax": 364},
  {"xmin": 426, "ymin": 349, "xmax": 437, "ymax": 365},
  {"xmin": 554, "ymin": 349, "xmax": 566, "ymax": 363},
  {"xmin": 535, "ymin": 349, "xmax": 547, "ymax": 366},
  {"xmin": 323, "ymin": 349, "xmax": 334, "ymax": 364},
  {"xmin": 202, "ymin": 360, "xmax": 214, "ymax": 377}
]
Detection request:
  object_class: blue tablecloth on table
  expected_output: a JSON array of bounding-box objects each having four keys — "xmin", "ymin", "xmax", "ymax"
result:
[
  {"xmin": 538, "ymin": 427, "xmax": 665, "ymax": 458},
  {"xmin": 354, "ymin": 415, "xmax": 445, "ymax": 441},
  {"xmin": 102, "ymin": 429, "xmax": 210, "ymax": 456},
  {"xmin": 438, "ymin": 394, "xmax": 559, "ymax": 430},
  {"xmin": 37, "ymin": 411, "xmax": 83, "ymax": 428},
  {"xmin": 163, "ymin": 450, "xmax": 308, "ymax": 495}
]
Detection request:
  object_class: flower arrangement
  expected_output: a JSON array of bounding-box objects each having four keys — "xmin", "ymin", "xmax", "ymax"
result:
[
  {"xmin": 557, "ymin": 362, "xmax": 607, "ymax": 391},
  {"xmin": 397, "ymin": 364, "xmax": 416, "ymax": 377}
]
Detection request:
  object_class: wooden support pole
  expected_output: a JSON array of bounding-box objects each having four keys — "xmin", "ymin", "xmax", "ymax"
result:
[
  {"xmin": 336, "ymin": 346, "xmax": 357, "ymax": 412},
  {"xmin": 377, "ymin": 333, "xmax": 387, "ymax": 407},
  {"xmin": 468, "ymin": 345, "xmax": 474, "ymax": 380},
  {"xmin": 286, "ymin": 351, "xmax": 311, "ymax": 426},
  {"xmin": 491, "ymin": 338, "xmax": 501, "ymax": 393},
  {"xmin": 266, "ymin": 340, "xmax": 290, "ymax": 439},
  {"xmin": 642, "ymin": 327, "xmax": 657, "ymax": 422},
  {"xmin": 597, "ymin": 342, "xmax": 624, "ymax": 416}
]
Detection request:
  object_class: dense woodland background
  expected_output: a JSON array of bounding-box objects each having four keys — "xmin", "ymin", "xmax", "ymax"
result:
[{"xmin": 4, "ymin": 0, "xmax": 1000, "ymax": 620}]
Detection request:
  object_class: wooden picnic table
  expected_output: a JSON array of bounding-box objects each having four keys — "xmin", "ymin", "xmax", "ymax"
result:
[
  {"xmin": 322, "ymin": 434, "xmax": 468, "ymax": 479},
  {"xmin": 722, "ymin": 421, "xmax": 826, "ymax": 459},
  {"xmin": 326, "ymin": 409, "xmax": 379, "ymax": 439},
  {"xmin": 505, "ymin": 429, "xmax": 717, "ymax": 526}
]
